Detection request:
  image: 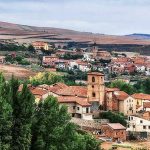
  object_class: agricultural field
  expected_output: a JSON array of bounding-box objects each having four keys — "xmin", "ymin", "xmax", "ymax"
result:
[{"xmin": 0, "ymin": 64, "xmax": 36, "ymax": 80}]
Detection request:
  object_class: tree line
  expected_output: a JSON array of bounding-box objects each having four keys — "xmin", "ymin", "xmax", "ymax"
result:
[{"xmin": 108, "ymin": 78, "xmax": 150, "ymax": 95}]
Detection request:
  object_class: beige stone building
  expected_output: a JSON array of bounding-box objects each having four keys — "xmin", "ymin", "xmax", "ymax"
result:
[
  {"xmin": 32, "ymin": 41, "xmax": 51, "ymax": 50},
  {"xmin": 87, "ymin": 72, "xmax": 105, "ymax": 111}
]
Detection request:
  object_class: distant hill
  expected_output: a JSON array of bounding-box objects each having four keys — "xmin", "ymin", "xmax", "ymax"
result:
[
  {"xmin": 0, "ymin": 21, "xmax": 150, "ymax": 46},
  {"xmin": 126, "ymin": 33, "xmax": 150, "ymax": 39}
]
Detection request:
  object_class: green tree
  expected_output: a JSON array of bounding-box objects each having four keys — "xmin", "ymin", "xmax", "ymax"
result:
[
  {"xmin": 134, "ymin": 78, "xmax": 150, "ymax": 94},
  {"xmin": 0, "ymin": 74, "xmax": 12, "ymax": 150},
  {"xmin": 109, "ymin": 80, "xmax": 136, "ymax": 95},
  {"xmin": 28, "ymin": 45, "xmax": 35, "ymax": 53},
  {"xmin": 29, "ymin": 72, "xmax": 64, "ymax": 86},
  {"xmin": 100, "ymin": 111, "xmax": 127, "ymax": 126},
  {"xmin": 10, "ymin": 78, "xmax": 35, "ymax": 150},
  {"xmin": 31, "ymin": 96, "xmax": 100, "ymax": 150}
]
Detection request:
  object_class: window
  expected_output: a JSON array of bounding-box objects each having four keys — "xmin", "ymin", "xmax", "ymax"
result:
[
  {"xmin": 77, "ymin": 107, "xmax": 80, "ymax": 110},
  {"xmin": 143, "ymin": 126, "xmax": 146, "ymax": 129},
  {"xmin": 149, "ymin": 126, "xmax": 150, "ymax": 129},
  {"xmin": 133, "ymin": 125, "xmax": 135, "ymax": 128},
  {"xmin": 92, "ymin": 85, "xmax": 94, "ymax": 88},
  {"xmin": 86, "ymin": 108, "xmax": 89, "ymax": 113},
  {"xmin": 92, "ymin": 77, "xmax": 95, "ymax": 82},
  {"xmin": 140, "ymin": 120, "xmax": 143, "ymax": 123},
  {"xmin": 73, "ymin": 106, "xmax": 76, "ymax": 109},
  {"xmin": 92, "ymin": 92, "xmax": 96, "ymax": 97}
]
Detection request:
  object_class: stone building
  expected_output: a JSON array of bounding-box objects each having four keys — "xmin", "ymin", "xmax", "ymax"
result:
[
  {"xmin": 87, "ymin": 72, "xmax": 105, "ymax": 112},
  {"xmin": 101, "ymin": 123, "xmax": 126, "ymax": 142}
]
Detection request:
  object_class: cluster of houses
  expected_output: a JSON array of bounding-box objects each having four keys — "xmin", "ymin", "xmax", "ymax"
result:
[
  {"xmin": 34, "ymin": 41, "xmax": 150, "ymax": 77},
  {"xmin": 112, "ymin": 56, "xmax": 150, "ymax": 75},
  {"xmin": 18, "ymin": 71, "xmax": 150, "ymax": 142}
]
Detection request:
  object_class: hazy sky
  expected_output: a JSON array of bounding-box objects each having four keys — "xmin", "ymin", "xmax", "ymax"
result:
[{"xmin": 0, "ymin": 0, "xmax": 150, "ymax": 35}]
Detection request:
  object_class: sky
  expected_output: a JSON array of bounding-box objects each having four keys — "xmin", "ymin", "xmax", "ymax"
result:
[{"xmin": 0, "ymin": 0, "xmax": 150, "ymax": 35}]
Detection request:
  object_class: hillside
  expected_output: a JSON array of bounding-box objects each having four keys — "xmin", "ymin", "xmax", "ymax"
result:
[
  {"xmin": 126, "ymin": 33, "xmax": 150, "ymax": 39},
  {"xmin": 0, "ymin": 21, "xmax": 150, "ymax": 45}
]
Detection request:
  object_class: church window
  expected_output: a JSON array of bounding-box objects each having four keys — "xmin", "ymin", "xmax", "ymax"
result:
[
  {"xmin": 92, "ymin": 92, "xmax": 96, "ymax": 97},
  {"xmin": 92, "ymin": 77, "xmax": 95, "ymax": 82}
]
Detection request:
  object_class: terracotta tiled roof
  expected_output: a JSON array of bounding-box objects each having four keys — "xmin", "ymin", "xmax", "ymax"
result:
[
  {"xmin": 51, "ymin": 86, "xmax": 87, "ymax": 97},
  {"xmin": 88, "ymin": 72, "xmax": 104, "ymax": 76},
  {"xmin": 69, "ymin": 86, "xmax": 87, "ymax": 97},
  {"xmin": 49, "ymin": 83, "xmax": 87, "ymax": 97},
  {"xmin": 57, "ymin": 96, "xmax": 91, "ymax": 107},
  {"xmin": 114, "ymin": 91, "xmax": 129, "ymax": 101},
  {"xmin": 132, "ymin": 93, "xmax": 150, "ymax": 100},
  {"xmin": 48, "ymin": 82, "xmax": 68, "ymax": 93},
  {"xmin": 31, "ymin": 88, "xmax": 48, "ymax": 96},
  {"xmin": 107, "ymin": 123, "xmax": 126, "ymax": 130},
  {"xmin": 143, "ymin": 102, "xmax": 150, "ymax": 108},
  {"xmin": 32, "ymin": 41, "xmax": 47, "ymax": 46},
  {"xmin": 52, "ymin": 82, "xmax": 68, "ymax": 89}
]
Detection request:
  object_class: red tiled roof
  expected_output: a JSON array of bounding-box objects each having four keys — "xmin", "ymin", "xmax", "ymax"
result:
[
  {"xmin": 32, "ymin": 41, "xmax": 47, "ymax": 46},
  {"xmin": 107, "ymin": 123, "xmax": 126, "ymax": 130},
  {"xmin": 132, "ymin": 93, "xmax": 150, "ymax": 100},
  {"xmin": 52, "ymin": 82, "xmax": 68, "ymax": 89},
  {"xmin": 49, "ymin": 83, "xmax": 87, "ymax": 97},
  {"xmin": 51, "ymin": 85, "xmax": 87, "ymax": 97},
  {"xmin": 69, "ymin": 86, "xmax": 87, "ymax": 97},
  {"xmin": 31, "ymin": 88, "xmax": 48, "ymax": 96},
  {"xmin": 57, "ymin": 96, "xmax": 91, "ymax": 107},
  {"xmin": 114, "ymin": 91, "xmax": 129, "ymax": 101}
]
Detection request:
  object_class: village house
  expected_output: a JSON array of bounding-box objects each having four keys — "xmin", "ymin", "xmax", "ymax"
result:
[
  {"xmin": 127, "ymin": 116, "xmax": 150, "ymax": 139},
  {"xmin": 57, "ymin": 96, "xmax": 92, "ymax": 120},
  {"xmin": 106, "ymin": 89, "xmax": 136, "ymax": 116},
  {"xmin": 83, "ymin": 52, "xmax": 94, "ymax": 62},
  {"xmin": 131, "ymin": 93, "xmax": 150, "ymax": 112},
  {"xmin": 93, "ymin": 50, "xmax": 111, "ymax": 62},
  {"xmin": 101, "ymin": 123, "xmax": 126, "ymax": 142},
  {"xmin": 30, "ymin": 88, "xmax": 49, "ymax": 103},
  {"xmin": 42, "ymin": 55, "xmax": 59, "ymax": 67},
  {"xmin": 55, "ymin": 59, "xmax": 69, "ymax": 70},
  {"xmin": 124, "ymin": 64, "xmax": 136, "ymax": 74},
  {"xmin": 37, "ymin": 82, "xmax": 93, "ymax": 120},
  {"xmin": 32, "ymin": 41, "xmax": 52, "ymax": 51},
  {"xmin": 77, "ymin": 60, "xmax": 91, "ymax": 72},
  {"xmin": 68, "ymin": 60, "xmax": 78, "ymax": 70}
]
